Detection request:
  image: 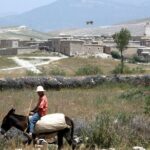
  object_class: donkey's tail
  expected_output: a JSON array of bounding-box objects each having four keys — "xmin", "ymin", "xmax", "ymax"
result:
[
  {"xmin": 70, "ymin": 118, "xmax": 74, "ymax": 139},
  {"xmin": 65, "ymin": 116, "xmax": 74, "ymax": 138}
]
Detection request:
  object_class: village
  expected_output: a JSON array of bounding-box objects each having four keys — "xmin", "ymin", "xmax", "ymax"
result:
[{"xmin": 0, "ymin": 23, "xmax": 150, "ymax": 63}]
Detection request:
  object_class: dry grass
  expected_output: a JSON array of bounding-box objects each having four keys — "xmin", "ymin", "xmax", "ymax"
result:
[
  {"xmin": 0, "ymin": 83, "xmax": 146, "ymax": 121},
  {"xmin": 0, "ymin": 83, "xmax": 149, "ymax": 149},
  {"xmin": 40, "ymin": 57, "xmax": 150, "ymax": 76},
  {"xmin": 0, "ymin": 57, "xmax": 17, "ymax": 69},
  {"xmin": 0, "ymin": 57, "xmax": 149, "ymax": 78}
]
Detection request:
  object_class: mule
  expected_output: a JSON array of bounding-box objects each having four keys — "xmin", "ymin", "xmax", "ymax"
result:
[{"xmin": 0, "ymin": 108, "xmax": 76, "ymax": 150}]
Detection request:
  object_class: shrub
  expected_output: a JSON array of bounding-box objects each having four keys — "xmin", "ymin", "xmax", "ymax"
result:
[
  {"xmin": 112, "ymin": 64, "xmax": 132, "ymax": 74},
  {"xmin": 112, "ymin": 64, "xmax": 145, "ymax": 74},
  {"xmin": 75, "ymin": 65, "xmax": 102, "ymax": 76},
  {"xmin": 119, "ymin": 89, "xmax": 144, "ymax": 102},
  {"xmin": 130, "ymin": 55, "xmax": 148, "ymax": 63},
  {"xmin": 50, "ymin": 68, "xmax": 66, "ymax": 76},
  {"xmin": 26, "ymin": 70, "xmax": 38, "ymax": 76},
  {"xmin": 81, "ymin": 113, "xmax": 119, "ymax": 149},
  {"xmin": 132, "ymin": 66, "xmax": 145, "ymax": 74},
  {"xmin": 111, "ymin": 51, "xmax": 121, "ymax": 59}
]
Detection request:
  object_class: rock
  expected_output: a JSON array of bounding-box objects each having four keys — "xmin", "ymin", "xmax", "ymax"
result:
[{"xmin": 133, "ymin": 146, "xmax": 146, "ymax": 150}]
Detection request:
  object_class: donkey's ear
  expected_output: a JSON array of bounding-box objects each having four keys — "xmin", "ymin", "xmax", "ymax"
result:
[{"xmin": 7, "ymin": 108, "xmax": 15, "ymax": 116}]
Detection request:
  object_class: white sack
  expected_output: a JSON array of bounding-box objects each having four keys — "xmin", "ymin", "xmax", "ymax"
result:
[{"xmin": 34, "ymin": 113, "xmax": 70, "ymax": 134}]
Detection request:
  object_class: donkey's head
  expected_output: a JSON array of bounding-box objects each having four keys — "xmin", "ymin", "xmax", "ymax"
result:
[{"xmin": 0, "ymin": 108, "xmax": 15, "ymax": 134}]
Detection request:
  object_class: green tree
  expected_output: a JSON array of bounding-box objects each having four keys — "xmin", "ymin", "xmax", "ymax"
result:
[{"xmin": 113, "ymin": 28, "xmax": 131, "ymax": 73}]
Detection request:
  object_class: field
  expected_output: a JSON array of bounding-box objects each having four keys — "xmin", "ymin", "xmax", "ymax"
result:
[
  {"xmin": 0, "ymin": 54, "xmax": 149, "ymax": 149},
  {"xmin": 0, "ymin": 83, "xmax": 149, "ymax": 149},
  {"xmin": 0, "ymin": 56, "xmax": 149, "ymax": 78}
]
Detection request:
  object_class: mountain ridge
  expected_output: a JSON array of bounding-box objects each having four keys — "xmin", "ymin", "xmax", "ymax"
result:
[{"xmin": 0, "ymin": 0, "xmax": 150, "ymax": 31}]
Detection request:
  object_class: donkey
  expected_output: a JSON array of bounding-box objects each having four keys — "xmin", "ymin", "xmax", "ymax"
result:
[{"xmin": 0, "ymin": 108, "xmax": 76, "ymax": 150}]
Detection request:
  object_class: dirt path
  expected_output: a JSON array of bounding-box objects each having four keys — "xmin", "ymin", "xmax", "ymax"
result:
[{"xmin": 0, "ymin": 56, "xmax": 68, "ymax": 74}]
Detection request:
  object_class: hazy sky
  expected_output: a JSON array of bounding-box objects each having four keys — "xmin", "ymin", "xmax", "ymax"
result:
[
  {"xmin": 0, "ymin": 0, "xmax": 148, "ymax": 16},
  {"xmin": 0, "ymin": 0, "xmax": 56, "ymax": 15}
]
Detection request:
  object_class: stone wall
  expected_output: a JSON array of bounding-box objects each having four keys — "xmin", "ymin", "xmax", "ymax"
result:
[
  {"xmin": 0, "ymin": 75, "xmax": 149, "ymax": 90},
  {"xmin": 17, "ymin": 48, "xmax": 38, "ymax": 54},
  {"xmin": 0, "ymin": 48, "xmax": 17, "ymax": 56}
]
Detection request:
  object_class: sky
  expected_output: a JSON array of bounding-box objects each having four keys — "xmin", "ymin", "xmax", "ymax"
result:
[
  {"xmin": 0, "ymin": 0, "xmax": 56, "ymax": 16},
  {"xmin": 0, "ymin": 0, "xmax": 148, "ymax": 16}
]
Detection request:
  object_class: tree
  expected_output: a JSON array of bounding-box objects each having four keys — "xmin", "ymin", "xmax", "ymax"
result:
[{"xmin": 113, "ymin": 28, "xmax": 131, "ymax": 73}]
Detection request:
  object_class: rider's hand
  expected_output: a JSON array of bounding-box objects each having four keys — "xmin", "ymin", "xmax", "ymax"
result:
[{"xmin": 29, "ymin": 111, "xmax": 34, "ymax": 115}]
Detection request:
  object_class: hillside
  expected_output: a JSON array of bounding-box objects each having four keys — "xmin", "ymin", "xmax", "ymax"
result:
[
  {"xmin": 0, "ymin": 0, "xmax": 150, "ymax": 31},
  {"xmin": 0, "ymin": 26, "xmax": 51, "ymax": 40},
  {"xmin": 49, "ymin": 22, "xmax": 147, "ymax": 36}
]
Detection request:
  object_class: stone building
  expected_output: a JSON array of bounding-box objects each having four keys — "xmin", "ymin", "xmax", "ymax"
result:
[
  {"xmin": 0, "ymin": 48, "xmax": 17, "ymax": 56},
  {"xmin": 140, "ymin": 37, "xmax": 150, "ymax": 47},
  {"xmin": 83, "ymin": 44, "xmax": 103, "ymax": 55},
  {"xmin": 0, "ymin": 39, "xmax": 19, "ymax": 48},
  {"xmin": 50, "ymin": 37, "xmax": 66, "ymax": 52},
  {"xmin": 60, "ymin": 40, "xmax": 84, "ymax": 56},
  {"xmin": 60, "ymin": 40, "xmax": 104, "ymax": 56},
  {"xmin": 137, "ymin": 47, "xmax": 150, "ymax": 56}
]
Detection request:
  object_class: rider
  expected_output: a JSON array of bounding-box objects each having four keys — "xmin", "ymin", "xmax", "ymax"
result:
[{"xmin": 29, "ymin": 85, "xmax": 48, "ymax": 137}]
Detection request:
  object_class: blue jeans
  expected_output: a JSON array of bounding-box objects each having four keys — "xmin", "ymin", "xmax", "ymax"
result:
[{"xmin": 29, "ymin": 113, "xmax": 41, "ymax": 133}]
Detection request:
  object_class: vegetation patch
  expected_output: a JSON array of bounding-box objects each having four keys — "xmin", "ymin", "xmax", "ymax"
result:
[
  {"xmin": 0, "ymin": 57, "xmax": 17, "ymax": 69},
  {"xmin": 75, "ymin": 65, "xmax": 103, "ymax": 76},
  {"xmin": 111, "ymin": 51, "xmax": 121, "ymax": 59},
  {"xmin": 112, "ymin": 64, "xmax": 145, "ymax": 74}
]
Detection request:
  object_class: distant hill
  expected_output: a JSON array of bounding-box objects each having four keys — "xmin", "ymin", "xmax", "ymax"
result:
[
  {"xmin": 0, "ymin": 26, "xmax": 51, "ymax": 40},
  {"xmin": 0, "ymin": 0, "xmax": 150, "ymax": 31},
  {"xmin": 48, "ymin": 22, "xmax": 147, "ymax": 37}
]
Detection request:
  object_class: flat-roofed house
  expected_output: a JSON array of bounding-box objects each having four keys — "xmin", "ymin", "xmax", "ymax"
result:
[
  {"xmin": 60, "ymin": 40, "xmax": 84, "ymax": 56},
  {"xmin": 60, "ymin": 39, "xmax": 104, "ymax": 56},
  {"xmin": 0, "ymin": 39, "xmax": 19, "ymax": 48}
]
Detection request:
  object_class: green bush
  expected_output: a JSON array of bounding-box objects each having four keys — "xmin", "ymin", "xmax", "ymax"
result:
[
  {"xmin": 50, "ymin": 68, "xmax": 66, "ymax": 76},
  {"xmin": 111, "ymin": 51, "xmax": 121, "ymax": 59},
  {"xmin": 112, "ymin": 64, "xmax": 145, "ymax": 74},
  {"xmin": 75, "ymin": 65, "xmax": 102, "ymax": 76},
  {"xmin": 112, "ymin": 64, "xmax": 132, "ymax": 74},
  {"xmin": 81, "ymin": 113, "xmax": 119, "ymax": 149},
  {"xmin": 130, "ymin": 55, "xmax": 147, "ymax": 63}
]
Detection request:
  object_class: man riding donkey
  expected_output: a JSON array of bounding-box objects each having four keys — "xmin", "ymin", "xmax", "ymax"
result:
[
  {"xmin": 0, "ymin": 85, "xmax": 76, "ymax": 149},
  {"xmin": 28, "ymin": 85, "xmax": 48, "ymax": 138}
]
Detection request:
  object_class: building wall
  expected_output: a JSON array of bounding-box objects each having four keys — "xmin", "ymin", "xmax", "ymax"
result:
[
  {"xmin": 17, "ymin": 48, "xmax": 38, "ymax": 55},
  {"xmin": 0, "ymin": 48, "xmax": 17, "ymax": 56},
  {"xmin": 60, "ymin": 41, "xmax": 71, "ymax": 56},
  {"xmin": 0, "ymin": 40, "xmax": 19, "ymax": 48},
  {"xmin": 82, "ymin": 44, "xmax": 103, "ymax": 55},
  {"xmin": 60, "ymin": 40, "xmax": 104, "ymax": 56},
  {"xmin": 70, "ymin": 42, "xmax": 84, "ymax": 56},
  {"xmin": 140, "ymin": 39, "xmax": 150, "ymax": 47},
  {"xmin": 51, "ymin": 39, "xmax": 61, "ymax": 52},
  {"xmin": 103, "ymin": 46, "xmax": 111, "ymax": 54}
]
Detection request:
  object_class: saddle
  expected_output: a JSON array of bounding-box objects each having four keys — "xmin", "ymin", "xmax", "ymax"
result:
[{"xmin": 33, "ymin": 113, "xmax": 70, "ymax": 134}]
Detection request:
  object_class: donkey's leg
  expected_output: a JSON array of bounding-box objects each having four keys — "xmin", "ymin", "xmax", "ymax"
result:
[
  {"xmin": 64, "ymin": 129, "xmax": 76, "ymax": 150},
  {"xmin": 57, "ymin": 131, "xmax": 64, "ymax": 150},
  {"xmin": 64, "ymin": 116, "xmax": 76, "ymax": 150}
]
